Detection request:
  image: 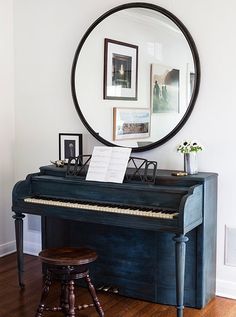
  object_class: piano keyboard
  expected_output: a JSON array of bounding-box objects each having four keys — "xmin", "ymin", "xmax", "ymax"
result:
[{"xmin": 24, "ymin": 197, "xmax": 179, "ymax": 220}]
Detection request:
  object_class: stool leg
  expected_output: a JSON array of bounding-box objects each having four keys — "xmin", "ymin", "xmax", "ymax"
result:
[
  {"xmin": 60, "ymin": 281, "xmax": 69, "ymax": 313},
  {"xmin": 67, "ymin": 280, "xmax": 76, "ymax": 317},
  {"xmin": 35, "ymin": 272, "xmax": 52, "ymax": 317},
  {"xmin": 85, "ymin": 274, "xmax": 104, "ymax": 317}
]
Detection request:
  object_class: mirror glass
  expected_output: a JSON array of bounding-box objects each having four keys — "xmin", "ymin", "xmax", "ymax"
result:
[{"xmin": 72, "ymin": 4, "xmax": 200, "ymax": 152}]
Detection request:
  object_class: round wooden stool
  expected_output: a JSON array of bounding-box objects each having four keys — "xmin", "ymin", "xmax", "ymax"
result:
[{"xmin": 35, "ymin": 247, "xmax": 104, "ymax": 317}]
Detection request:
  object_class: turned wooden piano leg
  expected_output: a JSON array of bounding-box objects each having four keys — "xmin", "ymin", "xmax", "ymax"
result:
[
  {"xmin": 13, "ymin": 212, "xmax": 25, "ymax": 288},
  {"xmin": 173, "ymin": 234, "xmax": 189, "ymax": 317}
]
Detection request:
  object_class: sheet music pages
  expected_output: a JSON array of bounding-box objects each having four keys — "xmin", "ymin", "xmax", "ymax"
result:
[{"xmin": 86, "ymin": 146, "xmax": 131, "ymax": 183}]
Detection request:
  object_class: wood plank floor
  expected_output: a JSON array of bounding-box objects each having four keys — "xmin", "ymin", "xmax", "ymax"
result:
[{"xmin": 0, "ymin": 253, "xmax": 236, "ymax": 317}]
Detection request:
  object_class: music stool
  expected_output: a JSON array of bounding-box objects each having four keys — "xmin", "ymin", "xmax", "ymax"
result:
[{"xmin": 35, "ymin": 247, "xmax": 104, "ymax": 317}]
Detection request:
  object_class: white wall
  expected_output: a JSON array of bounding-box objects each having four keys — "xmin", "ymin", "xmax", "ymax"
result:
[
  {"xmin": 0, "ymin": 0, "xmax": 16, "ymax": 256},
  {"xmin": 9, "ymin": 0, "xmax": 236, "ymax": 299}
]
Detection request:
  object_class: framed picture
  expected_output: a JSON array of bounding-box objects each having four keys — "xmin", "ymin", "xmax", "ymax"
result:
[
  {"xmin": 104, "ymin": 38, "xmax": 138, "ymax": 100},
  {"xmin": 59, "ymin": 133, "xmax": 82, "ymax": 162},
  {"xmin": 186, "ymin": 63, "xmax": 195, "ymax": 104},
  {"xmin": 151, "ymin": 64, "xmax": 179, "ymax": 113},
  {"xmin": 113, "ymin": 107, "xmax": 150, "ymax": 141}
]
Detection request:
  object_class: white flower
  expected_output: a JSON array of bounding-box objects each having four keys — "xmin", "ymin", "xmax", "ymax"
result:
[{"xmin": 177, "ymin": 140, "xmax": 203, "ymax": 154}]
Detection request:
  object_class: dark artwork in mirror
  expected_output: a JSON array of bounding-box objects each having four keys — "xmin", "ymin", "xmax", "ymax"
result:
[
  {"xmin": 71, "ymin": 3, "xmax": 200, "ymax": 152},
  {"xmin": 104, "ymin": 39, "xmax": 138, "ymax": 100}
]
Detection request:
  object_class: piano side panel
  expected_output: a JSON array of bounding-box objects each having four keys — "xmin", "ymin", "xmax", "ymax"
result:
[
  {"xmin": 42, "ymin": 217, "xmax": 199, "ymax": 307},
  {"xmin": 196, "ymin": 176, "xmax": 217, "ymax": 307},
  {"xmin": 156, "ymin": 172, "xmax": 218, "ymax": 307}
]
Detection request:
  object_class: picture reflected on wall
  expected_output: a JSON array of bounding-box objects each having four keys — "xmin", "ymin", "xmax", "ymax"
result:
[
  {"xmin": 151, "ymin": 64, "xmax": 179, "ymax": 113},
  {"xmin": 104, "ymin": 38, "xmax": 138, "ymax": 100},
  {"xmin": 113, "ymin": 107, "xmax": 150, "ymax": 141}
]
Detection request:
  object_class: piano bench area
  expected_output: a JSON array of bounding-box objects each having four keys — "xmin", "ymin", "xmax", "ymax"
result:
[{"xmin": 35, "ymin": 247, "xmax": 104, "ymax": 317}]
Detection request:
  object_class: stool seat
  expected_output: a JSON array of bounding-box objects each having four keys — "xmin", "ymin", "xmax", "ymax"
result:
[
  {"xmin": 39, "ymin": 247, "xmax": 97, "ymax": 266},
  {"xmin": 35, "ymin": 247, "xmax": 104, "ymax": 317}
]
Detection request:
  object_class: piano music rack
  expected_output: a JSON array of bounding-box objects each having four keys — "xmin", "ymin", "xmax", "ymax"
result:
[{"xmin": 66, "ymin": 155, "xmax": 158, "ymax": 184}]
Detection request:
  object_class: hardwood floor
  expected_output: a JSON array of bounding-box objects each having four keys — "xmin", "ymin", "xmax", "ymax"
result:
[{"xmin": 0, "ymin": 253, "xmax": 236, "ymax": 317}]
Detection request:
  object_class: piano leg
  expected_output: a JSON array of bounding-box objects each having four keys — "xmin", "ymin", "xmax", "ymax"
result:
[
  {"xmin": 13, "ymin": 212, "xmax": 25, "ymax": 288},
  {"xmin": 173, "ymin": 234, "xmax": 189, "ymax": 317}
]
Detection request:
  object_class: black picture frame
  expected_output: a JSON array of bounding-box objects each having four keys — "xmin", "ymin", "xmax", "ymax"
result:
[
  {"xmin": 104, "ymin": 38, "xmax": 138, "ymax": 100},
  {"xmin": 59, "ymin": 133, "xmax": 82, "ymax": 162}
]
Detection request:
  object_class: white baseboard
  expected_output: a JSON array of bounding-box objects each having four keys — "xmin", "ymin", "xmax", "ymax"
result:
[
  {"xmin": 0, "ymin": 240, "xmax": 41, "ymax": 257},
  {"xmin": 216, "ymin": 279, "xmax": 236, "ymax": 299},
  {"xmin": 23, "ymin": 240, "xmax": 41, "ymax": 256},
  {"xmin": 0, "ymin": 241, "xmax": 16, "ymax": 257}
]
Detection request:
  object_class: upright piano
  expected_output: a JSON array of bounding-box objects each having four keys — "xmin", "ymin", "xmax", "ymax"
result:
[{"xmin": 12, "ymin": 164, "xmax": 217, "ymax": 317}]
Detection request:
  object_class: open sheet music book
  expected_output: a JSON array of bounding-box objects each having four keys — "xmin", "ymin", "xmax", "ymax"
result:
[{"xmin": 86, "ymin": 146, "xmax": 131, "ymax": 183}]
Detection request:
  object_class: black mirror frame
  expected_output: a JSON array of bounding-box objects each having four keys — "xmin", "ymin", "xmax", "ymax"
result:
[{"xmin": 71, "ymin": 2, "xmax": 200, "ymax": 153}]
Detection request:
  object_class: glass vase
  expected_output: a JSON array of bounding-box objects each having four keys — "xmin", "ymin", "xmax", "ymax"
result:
[{"xmin": 184, "ymin": 153, "xmax": 198, "ymax": 175}]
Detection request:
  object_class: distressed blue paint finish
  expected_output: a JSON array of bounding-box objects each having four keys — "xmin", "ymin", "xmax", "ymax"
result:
[{"xmin": 12, "ymin": 165, "xmax": 217, "ymax": 310}]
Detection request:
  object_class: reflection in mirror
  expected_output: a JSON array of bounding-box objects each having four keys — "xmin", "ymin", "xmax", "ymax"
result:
[{"xmin": 72, "ymin": 4, "xmax": 200, "ymax": 151}]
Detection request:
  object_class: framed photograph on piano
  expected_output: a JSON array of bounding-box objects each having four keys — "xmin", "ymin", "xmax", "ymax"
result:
[{"xmin": 59, "ymin": 133, "xmax": 83, "ymax": 163}]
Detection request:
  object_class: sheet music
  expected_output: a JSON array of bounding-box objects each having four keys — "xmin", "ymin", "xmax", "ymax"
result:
[{"xmin": 86, "ymin": 146, "xmax": 131, "ymax": 183}]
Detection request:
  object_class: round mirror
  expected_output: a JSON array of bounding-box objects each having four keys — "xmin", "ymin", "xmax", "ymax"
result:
[{"xmin": 71, "ymin": 3, "xmax": 200, "ymax": 152}]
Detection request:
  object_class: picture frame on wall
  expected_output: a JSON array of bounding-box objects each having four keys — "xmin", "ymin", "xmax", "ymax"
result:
[
  {"xmin": 104, "ymin": 38, "xmax": 138, "ymax": 100},
  {"xmin": 151, "ymin": 63, "xmax": 180, "ymax": 113},
  {"xmin": 113, "ymin": 107, "xmax": 150, "ymax": 141},
  {"xmin": 59, "ymin": 133, "xmax": 82, "ymax": 162}
]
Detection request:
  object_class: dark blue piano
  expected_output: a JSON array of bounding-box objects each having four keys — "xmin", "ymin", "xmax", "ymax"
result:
[{"xmin": 12, "ymin": 165, "xmax": 217, "ymax": 317}]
